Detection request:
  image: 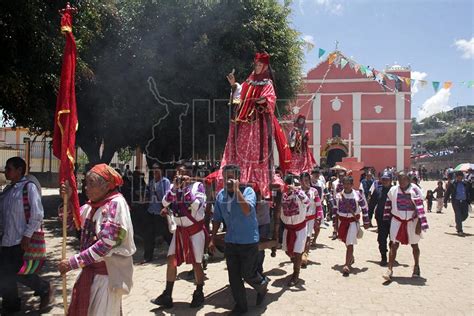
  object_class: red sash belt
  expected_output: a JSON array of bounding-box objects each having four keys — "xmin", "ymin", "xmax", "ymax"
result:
[
  {"xmin": 306, "ymin": 214, "xmax": 317, "ymax": 221},
  {"xmin": 337, "ymin": 215, "xmax": 360, "ymax": 243},
  {"xmin": 175, "ymin": 220, "xmax": 204, "ymax": 267},
  {"xmin": 392, "ymin": 214, "xmax": 417, "ymax": 245},
  {"xmin": 284, "ymin": 221, "xmax": 306, "ymax": 257},
  {"xmin": 69, "ymin": 261, "xmax": 108, "ymax": 316}
]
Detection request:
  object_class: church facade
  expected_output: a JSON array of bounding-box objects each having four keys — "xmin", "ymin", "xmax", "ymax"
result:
[{"xmin": 283, "ymin": 51, "xmax": 412, "ymax": 173}]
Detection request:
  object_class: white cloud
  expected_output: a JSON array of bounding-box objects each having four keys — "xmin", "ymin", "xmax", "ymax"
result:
[
  {"xmin": 418, "ymin": 88, "xmax": 452, "ymax": 120},
  {"xmin": 454, "ymin": 37, "xmax": 474, "ymax": 59},
  {"xmin": 302, "ymin": 34, "xmax": 315, "ymax": 46},
  {"xmin": 301, "ymin": 0, "xmax": 344, "ymax": 16},
  {"xmin": 411, "ymin": 71, "xmax": 428, "ymax": 96}
]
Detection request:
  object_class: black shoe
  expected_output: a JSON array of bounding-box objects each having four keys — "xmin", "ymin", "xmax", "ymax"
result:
[
  {"xmin": 1, "ymin": 299, "xmax": 21, "ymax": 314},
  {"xmin": 258, "ymin": 276, "xmax": 269, "ymax": 294},
  {"xmin": 230, "ymin": 304, "xmax": 248, "ymax": 315},
  {"xmin": 380, "ymin": 254, "xmax": 388, "ymax": 267},
  {"xmin": 256, "ymin": 277, "xmax": 269, "ymax": 305},
  {"xmin": 39, "ymin": 284, "xmax": 55, "ymax": 312},
  {"xmin": 190, "ymin": 289, "xmax": 204, "ymax": 308},
  {"xmin": 151, "ymin": 291, "xmax": 173, "ymax": 308}
]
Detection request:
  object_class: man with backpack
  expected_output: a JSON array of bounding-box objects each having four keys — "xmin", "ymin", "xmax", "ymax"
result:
[{"xmin": 0, "ymin": 157, "xmax": 53, "ymax": 313}]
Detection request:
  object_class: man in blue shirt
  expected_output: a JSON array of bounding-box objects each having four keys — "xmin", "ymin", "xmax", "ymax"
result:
[
  {"xmin": 209, "ymin": 164, "xmax": 269, "ymax": 314},
  {"xmin": 445, "ymin": 171, "xmax": 472, "ymax": 236},
  {"xmin": 140, "ymin": 163, "xmax": 171, "ymax": 263}
]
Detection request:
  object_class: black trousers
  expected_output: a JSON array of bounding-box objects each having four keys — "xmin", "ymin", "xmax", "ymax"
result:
[
  {"xmin": 452, "ymin": 199, "xmax": 469, "ymax": 233},
  {"xmin": 225, "ymin": 243, "xmax": 264, "ymax": 310},
  {"xmin": 376, "ymin": 217, "xmax": 391, "ymax": 256},
  {"xmin": 0, "ymin": 245, "xmax": 50, "ymax": 309},
  {"xmin": 143, "ymin": 211, "xmax": 172, "ymax": 261}
]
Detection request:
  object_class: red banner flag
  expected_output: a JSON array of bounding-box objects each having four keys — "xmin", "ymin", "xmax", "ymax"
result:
[{"xmin": 53, "ymin": 6, "xmax": 80, "ymax": 230}]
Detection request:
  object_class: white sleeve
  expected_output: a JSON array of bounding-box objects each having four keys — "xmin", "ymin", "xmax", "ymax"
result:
[{"xmin": 24, "ymin": 183, "xmax": 44, "ymax": 238}]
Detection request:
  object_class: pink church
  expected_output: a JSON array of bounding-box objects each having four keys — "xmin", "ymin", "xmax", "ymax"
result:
[{"xmin": 283, "ymin": 51, "xmax": 411, "ymax": 173}]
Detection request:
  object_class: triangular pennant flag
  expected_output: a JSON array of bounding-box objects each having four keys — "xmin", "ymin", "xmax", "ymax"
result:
[
  {"xmin": 386, "ymin": 74, "xmax": 394, "ymax": 80},
  {"xmin": 354, "ymin": 64, "xmax": 360, "ymax": 73},
  {"xmin": 340, "ymin": 58, "xmax": 348, "ymax": 69},
  {"xmin": 419, "ymin": 80, "xmax": 428, "ymax": 88},
  {"xmin": 318, "ymin": 48, "xmax": 326, "ymax": 59},
  {"xmin": 328, "ymin": 53, "xmax": 337, "ymax": 64},
  {"xmin": 467, "ymin": 80, "xmax": 474, "ymax": 88},
  {"xmin": 348, "ymin": 62, "xmax": 355, "ymax": 69},
  {"xmin": 334, "ymin": 55, "xmax": 341, "ymax": 67},
  {"xmin": 432, "ymin": 81, "xmax": 440, "ymax": 92},
  {"xmin": 443, "ymin": 81, "xmax": 452, "ymax": 90},
  {"xmin": 404, "ymin": 77, "xmax": 411, "ymax": 86},
  {"xmin": 411, "ymin": 79, "xmax": 416, "ymax": 87}
]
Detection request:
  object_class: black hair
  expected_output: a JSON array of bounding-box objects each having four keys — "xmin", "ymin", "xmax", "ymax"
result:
[
  {"xmin": 300, "ymin": 172, "xmax": 310, "ymax": 179},
  {"xmin": 455, "ymin": 171, "xmax": 464, "ymax": 177},
  {"xmin": 6, "ymin": 156, "xmax": 26, "ymax": 176},
  {"xmin": 342, "ymin": 176, "xmax": 353, "ymax": 184},
  {"xmin": 223, "ymin": 164, "xmax": 241, "ymax": 178},
  {"xmin": 311, "ymin": 168, "xmax": 320, "ymax": 174},
  {"xmin": 284, "ymin": 174, "xmax": 296, "ymax": 185}
]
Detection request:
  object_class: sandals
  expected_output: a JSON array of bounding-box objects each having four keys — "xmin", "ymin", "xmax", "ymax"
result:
[
  {"xmin": 412, "ymin": 265, "xmax": 421, "ymax": 278},
  {"xmin": 342, "ymin": 265, "xmax": 350, "ymax": 277},
  {"xmin": 383, "ymin": 268, "xmax": 393, "ymax": 281}
]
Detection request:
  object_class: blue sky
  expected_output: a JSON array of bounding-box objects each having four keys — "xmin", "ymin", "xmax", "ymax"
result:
[{"xmin": 288, "ymin": 0, "xmax": 474, "ymax": 120}]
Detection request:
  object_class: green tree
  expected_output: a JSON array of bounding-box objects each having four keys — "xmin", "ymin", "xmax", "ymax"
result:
[{"xmin": 1, "ymin": 0, "xmax": 304, "ymax": 166}]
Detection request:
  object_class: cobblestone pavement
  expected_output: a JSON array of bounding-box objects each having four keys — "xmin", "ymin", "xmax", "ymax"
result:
[{"xmin": 11, "ymin": 182, "xmax": 474, "ymax": 315}]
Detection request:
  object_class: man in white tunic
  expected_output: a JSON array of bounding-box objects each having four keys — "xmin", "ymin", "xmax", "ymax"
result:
[
  {"xmin": 333, "ymin": 176, "xmax": 370, "ymax": 276},
  {"xmin": 280, "ymin": 175, "xmax": 310, "ymax": 286}
]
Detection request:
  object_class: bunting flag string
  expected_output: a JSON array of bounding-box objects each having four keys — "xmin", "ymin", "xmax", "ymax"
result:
[{"xmin": 313, "ymin": 46, "xmax": 472, "ymax": 94}]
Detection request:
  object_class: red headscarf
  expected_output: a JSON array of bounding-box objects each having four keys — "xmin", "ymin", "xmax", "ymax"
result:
[
  {"xmin": 90, "ymin": 164, "xmax": 124, "ymax": 190},
  {"xmin": 254, "ymin": 52, "xmax": 270, "ymax": 65}
]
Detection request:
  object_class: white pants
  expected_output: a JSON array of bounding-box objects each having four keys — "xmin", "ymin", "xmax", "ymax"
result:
[
  {"xmin": 390, "ymin": 217, "xmax": 422, "ymax": 245},
  {"xmin": 167, "ymin": 230, "xmax": 205, "ymax": 263},
  {"xmin": 282, "ymin": 226, "xmax": 307, "ymax": 254},
  {"xmin": 306, "ymin": 219, "xmax": 315, "ymax": 238},
  {"xmin": 87, "ymin": 274, "xmax": 122, "ymax": 316}
]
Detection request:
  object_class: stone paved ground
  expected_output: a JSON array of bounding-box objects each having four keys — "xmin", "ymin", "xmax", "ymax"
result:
[{"xmin": 11, "ymin": 181, "xmax": 474, "ymax": 315}]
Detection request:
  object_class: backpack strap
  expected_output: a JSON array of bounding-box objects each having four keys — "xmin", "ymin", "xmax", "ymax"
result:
[
  {"xmin": 21, "ymin": 181, "xmax": 42, "ymax": 231},
  {"xmin": 22, "ymin": 181, "xmax": 34, "ymax": 223}
]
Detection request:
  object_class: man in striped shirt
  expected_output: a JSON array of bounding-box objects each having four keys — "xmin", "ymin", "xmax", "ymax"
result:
[
  {"xmin": 0, "ymin": 157, "xmax": 52, "ymax": 313},
  {"xmin": 383, "ymin": 172, "xmax": 429, "ymax": 281}
]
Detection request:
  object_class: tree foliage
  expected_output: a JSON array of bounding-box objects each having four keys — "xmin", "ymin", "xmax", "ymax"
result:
[{"xmin": 0, "ymin": 0, "xmax": 304, "ymax": 165}]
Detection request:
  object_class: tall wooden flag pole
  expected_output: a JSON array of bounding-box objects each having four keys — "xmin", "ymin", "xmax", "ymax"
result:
[{"xmin": 53, "ymin": 3, "xmax": 81, "ymax": 314}]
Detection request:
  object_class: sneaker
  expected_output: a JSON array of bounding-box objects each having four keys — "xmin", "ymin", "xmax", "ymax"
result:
[
  {"xmin": 412, "ymin": 265, "xmax": 420, "ymax": 278},
  {"xmin": 457, "ymin": 231, "xmax": 465, "ymax": 237},
  {"xmin": 383, "ymin": 268, "xmax": 393, "ymax": 281},
  {"xmin": 151, "ymin": 291, "xmax": 173, "ymax": 308},
  {"xmin": 190, "ymin": 289, "xmax": 204, "ymax": 308}
]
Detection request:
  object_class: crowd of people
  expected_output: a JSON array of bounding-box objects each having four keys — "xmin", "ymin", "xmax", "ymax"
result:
[
  {"xmin": 1, "ymin": 155, "xmax": 472, "ymax": 314},
  {"xmin": 0, "ymin": 49, "xmax": 473, "ymax": 315}
]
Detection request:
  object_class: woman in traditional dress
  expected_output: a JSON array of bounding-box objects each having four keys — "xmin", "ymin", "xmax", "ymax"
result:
[{"xmin": 59, "ymin": 164, "xmax": 136, "ymax": 315}]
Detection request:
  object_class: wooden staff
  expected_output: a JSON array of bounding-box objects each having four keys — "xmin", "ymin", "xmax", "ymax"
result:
[{"xmin": 61, "ymin": 189, "xmax": 68, "ymax": 314}]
